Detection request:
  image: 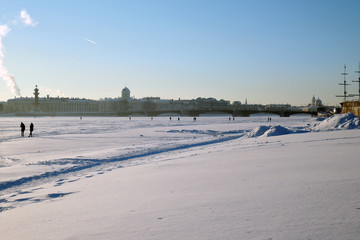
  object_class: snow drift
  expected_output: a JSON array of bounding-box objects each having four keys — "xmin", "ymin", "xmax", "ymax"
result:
[
  {"xmin": 247, "ymin": 113, "xmax": 360, "ymax": 138},
  {"xmin": 311, "ymin": 112, "xmax": 360, "ymax": 131},
  {"xmin": 248, "ymin": 125, "xmax": 293, "ymax": 138}
]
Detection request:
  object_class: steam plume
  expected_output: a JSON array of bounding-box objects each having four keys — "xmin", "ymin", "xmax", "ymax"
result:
[
  {"xmin": 39, "ymin": 86, "xmax": 67, "ymax": 98},
  {"xmin": 0, "ymin": 24, "xmax": 21, "ymax": 97},
  {"xmin": 0, "ymin": 10, "xmax": 37, "ymax": 97}
]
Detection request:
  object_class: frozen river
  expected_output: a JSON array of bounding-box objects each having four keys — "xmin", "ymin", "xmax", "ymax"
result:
[
  {"xmin": 1, "ymin": 114, "xmax": 360, "ymax": 239},
  {"xmin": 0, "ymin": 115, "xmax": 313, "ymax": 193}
]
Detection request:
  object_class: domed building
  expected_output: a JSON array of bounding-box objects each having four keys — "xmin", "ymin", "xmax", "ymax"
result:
[
  {"xmin": 316, "ymin": 98, "xmax": 323, "ymax": 107},
  {"xmin": 311, "ymin": 95, "xmax": 323, "ymax": 107},
  {"xmin": 121, "ymin": 87, "xmax": 130, "ymax": 100}
]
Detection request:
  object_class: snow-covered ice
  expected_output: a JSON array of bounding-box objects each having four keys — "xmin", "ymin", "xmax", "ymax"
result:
[{"xmin": 0, "ymin": 114, "xmax": 360, "ymax": 239}]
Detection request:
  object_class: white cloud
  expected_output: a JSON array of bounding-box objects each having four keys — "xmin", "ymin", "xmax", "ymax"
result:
[{"xmin": 20, "ymin": 9, "xmax": 38, "ymax": 27}]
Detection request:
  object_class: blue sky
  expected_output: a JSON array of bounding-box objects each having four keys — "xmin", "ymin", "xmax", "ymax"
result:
[{"xmin": 1, "ymin": 0, "xmax": 360, "ymax": 106}]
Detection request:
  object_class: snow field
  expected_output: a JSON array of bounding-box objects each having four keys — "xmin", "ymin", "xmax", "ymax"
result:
[{"xmin": 0, "ymin": 114, "xmax": 360, "ymax": 239}]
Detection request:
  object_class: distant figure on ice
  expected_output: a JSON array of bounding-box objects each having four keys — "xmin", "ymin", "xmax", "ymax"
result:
[
  {"xmin": 29, "ymin": 123, "xmax": 34, "ymax": 137},
  {"xmin": 20, "ymin": 122, "xmax": 25, "ymax": 137}
]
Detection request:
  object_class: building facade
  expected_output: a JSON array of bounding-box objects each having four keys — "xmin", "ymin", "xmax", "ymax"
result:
[{"xmin": 2, "ymin": 86, "xmax": 238, "ymax": 116}]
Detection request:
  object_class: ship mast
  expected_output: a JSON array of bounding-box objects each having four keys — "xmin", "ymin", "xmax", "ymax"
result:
[
  {"xmin": 336, "ymin": 64, "xmax": 351, "ymax": 102},
  {"xmin": 352, "ymin": 63, "xmax": 360, "ymax": 99}
]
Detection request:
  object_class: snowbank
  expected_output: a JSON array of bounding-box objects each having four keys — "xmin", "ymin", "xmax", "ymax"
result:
[
  {"xmin": 248, "ymin": 125, "xmax": 294, "ymax": 138},
  {"xmin": 311, "ymin": 112, "xmax": 360, "ymax": 131},
  {"xmin": 248, "ymin": 113, "xmax": 360, "ymax": 138}
]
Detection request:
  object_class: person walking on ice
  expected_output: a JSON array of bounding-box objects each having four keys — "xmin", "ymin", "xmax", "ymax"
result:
[
  {"xmin": 29, "ymin": 123, "xmax": 34, "ymax": 137},
  {"xmin": 20, "ymin": 122, "xmax": 25, "ymax": 137}
]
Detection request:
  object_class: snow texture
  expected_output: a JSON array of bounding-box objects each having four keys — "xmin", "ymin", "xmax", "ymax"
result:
[
  {"xmin": 0, "ymin": 114, "xmax": 359, "ymax": 239},
  {"xmin": 247, "ymin": 125, "xmax": 294, "ymax": 137},
  {"xmin": 311, "ymin": 112, "xmax": 360, "ymax": 131},
  {"xmin": 247, "ymin": 113, "xmax": 360, "ymax": 138}
]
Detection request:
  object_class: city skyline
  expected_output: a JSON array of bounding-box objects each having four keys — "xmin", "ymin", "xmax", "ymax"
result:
[
  {"xmin": 1, "ymin": 1, "xmax": 360, "ymax": 106},
  {"xmin": 4, "ymin": 85, "xmax": 324, "ymax": 108}
]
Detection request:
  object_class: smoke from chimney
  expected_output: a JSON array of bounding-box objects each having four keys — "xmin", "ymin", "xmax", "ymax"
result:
[{"xmin": 0, "ymin": 24, "xmax": 21, "ymax": 97}]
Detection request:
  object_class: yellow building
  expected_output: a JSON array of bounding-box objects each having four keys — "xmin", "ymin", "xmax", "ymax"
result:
[{"xmin": 341, "ymin": 100, "xmax": 360, "ymax": 116}]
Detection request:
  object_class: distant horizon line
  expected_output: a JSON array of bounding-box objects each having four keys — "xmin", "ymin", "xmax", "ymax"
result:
[{"xmin": 1, "ymin": 95, "xmax": 342, "ymax": 108}]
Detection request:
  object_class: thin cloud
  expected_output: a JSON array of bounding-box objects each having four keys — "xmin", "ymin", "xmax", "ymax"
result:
[
  {"xmin": 84, "ymin": 38, "xmax": 97, "ymax": 45},
  {"xmin": 20, "ymin": 9, "xmax": 38, "ymax": 27}
]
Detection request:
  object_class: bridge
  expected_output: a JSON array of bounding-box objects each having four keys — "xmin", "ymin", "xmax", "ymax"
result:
[
  {"xmin": 121, "ymin": 108, "xmax": 318, "ymax": 117},
  {"xmin": 16, "ymin": 107, "xmax": 318, "ymax": 117}
]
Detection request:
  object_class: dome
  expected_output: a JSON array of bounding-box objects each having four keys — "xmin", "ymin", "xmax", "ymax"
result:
[
  {"xmin": 122, "ymin": 87, "xmax": 130, "ymax": 100},
  {"xmin": 316, "ymin": 98, "xmax": 323, "ymax": 107}
]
